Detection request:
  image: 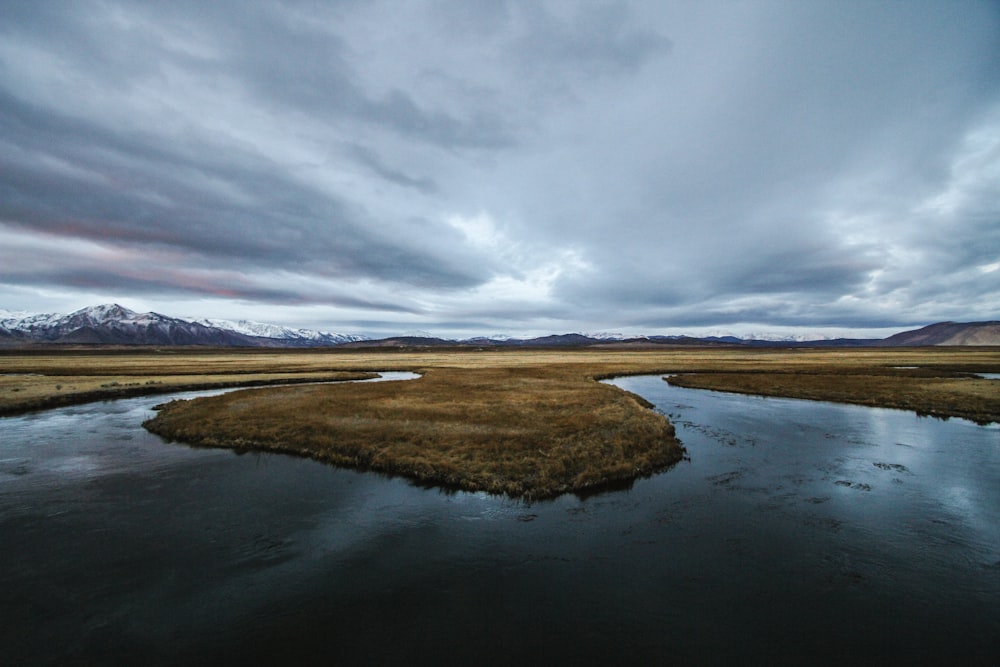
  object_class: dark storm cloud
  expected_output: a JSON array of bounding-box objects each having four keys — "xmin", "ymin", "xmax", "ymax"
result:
[
  {"xmin": 0, "ymin": 0, "xmax": 537, "ymax": 310},
  {"xmin": 0, "ymin": 0, "xmax": 997, "ymax": 335},
  {"xmin": 0, "ymin": 81, "xmax": 486, "ymax": 290}
]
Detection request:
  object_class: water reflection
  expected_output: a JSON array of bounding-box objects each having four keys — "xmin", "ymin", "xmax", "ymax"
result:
[{"xmin": 0, "ymin": 374, "xmax": 996, "ymax": 664}]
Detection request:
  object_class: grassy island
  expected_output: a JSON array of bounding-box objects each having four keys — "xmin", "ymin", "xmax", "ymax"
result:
[
  {"xmin": 2, "ymin": 346, "xmax": 999, "ymax": 498},
  {"xmin": 143, "ymin": 364, "xmax": 683, "ymax": 499}
]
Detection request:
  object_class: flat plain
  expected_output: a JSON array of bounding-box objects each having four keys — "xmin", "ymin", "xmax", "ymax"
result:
[{"xmin": 3, "ymin": 346, "xmax": 999, "ymax": 497}]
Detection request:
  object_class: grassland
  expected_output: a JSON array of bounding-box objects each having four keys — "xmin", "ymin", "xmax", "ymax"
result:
[
  {"xmin": 666, "ymin": 369, "xmax": 1000, "ymax": 424},
  {"xmin": 3, "ymin": 346, "xmax": 999, "ymax": 498},
  {"xmin": 0, "ymin": 349, "xmax": 378, "ymax": 415}
]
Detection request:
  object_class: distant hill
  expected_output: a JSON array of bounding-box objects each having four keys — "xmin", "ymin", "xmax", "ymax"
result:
[
  {"xmin": 339, "ymin": 336, "xmax": 455, "ymax": 348},
  {"xmin": 879, "ymin": 321, "xmax": 1000, "ymax": 346}
]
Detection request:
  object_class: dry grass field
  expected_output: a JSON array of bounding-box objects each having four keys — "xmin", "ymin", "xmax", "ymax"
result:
[
  {"xmin": 0, "ymin": 349, "xmax": 379, "ymax": 415},
  {"xmin": 3, "ymin": 346, "xmax": 999, "ymax": 497}
]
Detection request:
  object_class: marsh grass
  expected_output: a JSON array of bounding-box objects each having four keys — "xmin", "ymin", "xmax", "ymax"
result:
[
  {"xmin": 666, "ymin": 369, "xmax": 1000, "ymax": 424},
  {"xmin": 144, "ymin": 365, "xmax": 683, "ymax": 498},
  {"xmin": 0, "ymin": 363, "xmax": 377, "ymax": 416}
]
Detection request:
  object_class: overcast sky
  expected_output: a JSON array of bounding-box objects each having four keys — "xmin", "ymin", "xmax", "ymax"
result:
[{"xmin": 1, "ymin": 1, "xmax": 998, "ymax": 338}]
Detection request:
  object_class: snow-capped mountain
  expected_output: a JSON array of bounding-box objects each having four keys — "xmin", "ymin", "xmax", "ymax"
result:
[
  {"xmin": 739, "ymin": 332, "xmax": 837, "ymax": 343},
  {"xmin": 1, "ymin": 304, "xmax": 248, "ymax": 346},
  {"xmin": 581, "ymin": 331, "xmax": 631, "ymax": 341},
  {"xmin": 191, "ymin": 318, "xmax": 367, "ymax": 345},
  {"xmin": 0, "ymin": 305, "xmax": 367, "ymax": 347},
  {"xmin": 1, "ymin": 309, "xmax": 61, "ymax": 331},
  {"xmin": 401, "ymin": 329, "xmax": 436, "ymax": 339},
  {"xmin": 699, "ymin": 329, "xmax": 840, "ymax": 343}
]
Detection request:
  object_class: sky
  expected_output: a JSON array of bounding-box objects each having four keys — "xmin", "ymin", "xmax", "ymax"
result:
[{"xmin": 1, "ymin": 1, "xmax": 998, "ymax": 339}]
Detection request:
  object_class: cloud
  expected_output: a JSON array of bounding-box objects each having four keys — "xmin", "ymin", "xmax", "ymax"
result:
[{"xmin": 0, "ymin": 0, "xmax": 997, "ymax": 336}]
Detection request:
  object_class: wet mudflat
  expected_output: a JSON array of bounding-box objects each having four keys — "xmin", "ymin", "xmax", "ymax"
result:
[{"xmin": 0, "ymin": 375, "xmax": 997, "ymax": 664}]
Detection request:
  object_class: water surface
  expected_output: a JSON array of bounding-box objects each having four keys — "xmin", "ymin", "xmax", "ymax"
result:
[{"xmin": 1, "ymin": 374, "xmax": 997, "ymax": 664}]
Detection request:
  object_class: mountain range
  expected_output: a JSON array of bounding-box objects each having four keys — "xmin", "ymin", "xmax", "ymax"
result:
[
  {"xmin": 0, "ymin": 304, "xmax": 366, "ymax": 347},
  {"xmin": 1, "ymin": 304, "xmax": 998, "ymax": 348}
]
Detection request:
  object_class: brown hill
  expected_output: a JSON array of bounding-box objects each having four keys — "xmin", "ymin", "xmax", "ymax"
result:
[{"xmin": 880, "ymin": 321, "xmax": 1000, "ymax": 346}]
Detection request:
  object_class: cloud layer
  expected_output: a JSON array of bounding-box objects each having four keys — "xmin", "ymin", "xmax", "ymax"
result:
[{"xmin": 1, "ymin": 1, "xmax": 998, "ymax": 337}]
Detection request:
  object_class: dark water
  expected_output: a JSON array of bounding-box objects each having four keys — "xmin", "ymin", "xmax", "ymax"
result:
[{"xmin": 1, "ymin": 375, "xmax": 997, "ymax": 665}]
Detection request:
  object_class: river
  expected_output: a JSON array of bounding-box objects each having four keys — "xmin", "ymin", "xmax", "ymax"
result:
[{"xmin": 0, "ymin": 374, "xmax": 997, "ymax": 664}]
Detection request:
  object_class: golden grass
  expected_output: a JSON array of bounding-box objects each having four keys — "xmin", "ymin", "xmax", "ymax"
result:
[
  {"xmin": 3, "ymin": 346, "xmax": 999, "ymax": 497},
  {"xmin": 0, "ymin": 352, "xmax": 378, "ymax": 415},
  {"xmin": 144, "ymin": 364, "xmax": 682, "ymax": 498},
  {"xmin": 667, "ymin": 371, "xmax": 1000, "ymax": 424}
]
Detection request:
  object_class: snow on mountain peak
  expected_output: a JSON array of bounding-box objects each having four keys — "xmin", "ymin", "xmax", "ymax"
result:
[
  {"xmin": 72, "ymin": 304, "xmax": 140, "ymax": 324},
  {"xmin": 582, "ymin": 331, "xmax": 632, "ymax": 341},
  {"xmin": 699, "ymin": 328, "xmax": 836, "ymax": 342},
  {"xmin": 0, "ymin": 308, "xmax": 36, "ymax": 321},
  {"xmin": 402, "ymin": 330, "xmax": 436, "ymax": 338},
  {"xmin": 191, "ymin": 317, "xmax": 367, "ymax": 344}
]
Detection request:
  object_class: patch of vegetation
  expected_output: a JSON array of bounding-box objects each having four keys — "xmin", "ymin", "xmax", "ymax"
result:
[
  {"xmin": 0, "ymin": 360, "xmax": 378, "ymax": 416},
  {"xmin": 666, "ymin": 368, "xmax": 1000, "ymax": 425},
  {"xmin": 144, "ymin": 365, "xmax": 683, "ymax": 499}
]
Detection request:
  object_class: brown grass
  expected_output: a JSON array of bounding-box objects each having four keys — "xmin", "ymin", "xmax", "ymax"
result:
[
  {"xmin": 666, "ymin": 370, "xmax": 1000, "ymax": 424},
  {"xmin": 143, "ymin": 364, "xmax": 682, "ymax": 499},
  {"xmin": 3, "ymin": 346, "xmax": 999, "ymax": 497},
  {"xmin": 0, "ymin": 367, "xmax": 378, "ymax": 415}
]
